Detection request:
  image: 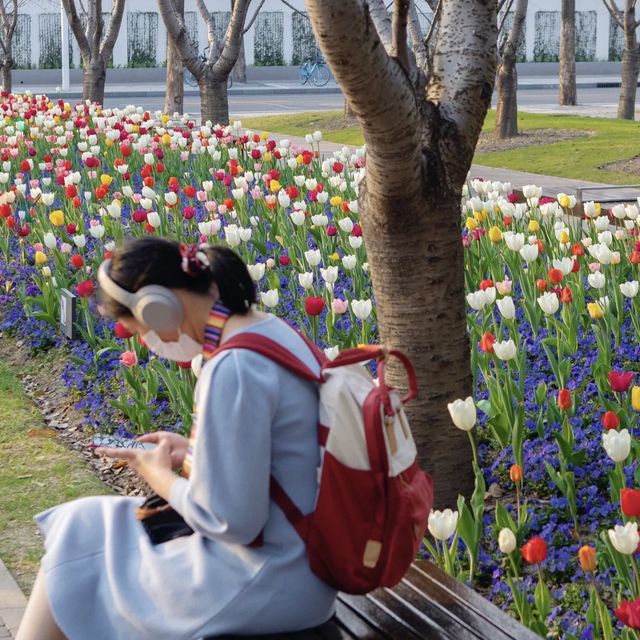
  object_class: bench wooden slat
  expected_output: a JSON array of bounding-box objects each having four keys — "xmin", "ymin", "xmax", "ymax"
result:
[
  {"xmin": 329, "ymin": 600, "xmax": 391, "ymax": 639},
  {"xmin": 406, "ymin": 561, "xmax": 540, "ymax": 640},
  {"xmin": 336, "ymin": 594, "xmax": 419, "ymax": 639}
]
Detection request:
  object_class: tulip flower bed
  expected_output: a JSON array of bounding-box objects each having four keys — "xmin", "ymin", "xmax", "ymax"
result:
[{"xmin": 1, "ymin": 93, "xmax": 640, "ymax": 638}]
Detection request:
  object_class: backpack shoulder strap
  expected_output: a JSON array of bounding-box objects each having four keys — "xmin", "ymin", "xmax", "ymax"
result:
[{"xmin": 213, "ymin": 333, "xmax": 323, "ymax": 383}]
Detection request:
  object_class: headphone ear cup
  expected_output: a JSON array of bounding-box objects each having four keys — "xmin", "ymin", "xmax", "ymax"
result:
[{"xmin": 133, "ymin": 287, "xmax": 183, "ymax": 333}]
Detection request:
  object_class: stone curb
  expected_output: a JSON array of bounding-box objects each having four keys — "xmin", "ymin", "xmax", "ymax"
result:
[{"xmin": 0, "ymin": 558, "xmax": 25, "ymax": 639}]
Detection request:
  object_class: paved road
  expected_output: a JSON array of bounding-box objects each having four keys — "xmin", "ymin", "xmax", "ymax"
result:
[{"xmin": 101, "ymin": 86, "xmax": 633, "ymax": 117}]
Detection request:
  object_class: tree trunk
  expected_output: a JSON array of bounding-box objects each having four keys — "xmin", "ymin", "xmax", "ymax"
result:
[
  {"xmin": 0, "ymin": 59, "xmax": 11, "ymax": 93},
  {"xmin": 233, "ymin": 40, "xmax": 247, "ymax": 83},
  {"xmin": 164, "ymin": 0, "xmax": 185, "ymax": 114},
  {"xmin": 618, "ymin": 45, "xmax": 639, "ymax": 119},
  {"xmin": 343, "ymin": 98, "xmax": 354, "ymax": 117},
  {"xmin": 559, "ymin": 0, "xmax": 576, "ymax": 105},
  {"xmin": 200, "ymin": 75, "xmax": 229, "ymax": 125},
  {"xmin": 82, "ymin": 59, "xmax": 107, "ymax": 104},
  {"xmin": 495, "ymin": 61, "xmax": 518, "ymax": 138}
]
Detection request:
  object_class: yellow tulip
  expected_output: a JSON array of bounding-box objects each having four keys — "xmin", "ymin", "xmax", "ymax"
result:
[
  {"xmin": 632, "ymin": 386, "xmax": 640, "ymax": 411},
  {"xmin": 587, "ymin": 302, "xmax": 604, "ymax": 319},
  {"xmin": 49, "ymin": 209, "xmax": 65, "ymax": 226},
  {"xmin": 559, "ymin": 195, "xmax": 570, "ymax": 208},
  {"xmin": 329, "ymin": 252, "xmax": 340, "ymax": 262},
  {"xmin": 330, "ymin": 196, "xmax": 342, "ymax": 207},
  {"xmin": 100, "ymin": 174, "xmax": 113, "ymax": 186},
  {"xmin": 296, "ymin": 154, "xmax": 304, "ymax": 165},
  {"xmin": 34, "ymin": 250, "xmax": 47, "ymax": 265},
  {"xmin": 260, "ymin": 131, "xmax": 269, "ymax": 140},
  {"xmin": 488, "ymin": 226, "xmax": 502, "ymax": 243},
  {"xmin": 161, "ymin": 114, "xmax": 170, "ymax": 124},
  {"xmin": 105, "ymin": 138, "xmax": 114, "ymax": 147},
  {"xmin": 528, "ymin": 220, "xmax": 540, "ymax": 232},
  {"xmin": 559, "ymin": 230, "xmax": 570, "ymax": 244},
  {"xmin": 264, "ymin": 151, "xmax": 272, "ymax": 162},
  {"xmin": 269, "ymin": 179, "xmax": 282, "ymax": 193},
  {"xmin": 161, "ymin": 133, "xmax": 171, "ymax": 145},
  {"xmin": 465, "ymin": 216, "xmax": 478, "ymax": 231}
]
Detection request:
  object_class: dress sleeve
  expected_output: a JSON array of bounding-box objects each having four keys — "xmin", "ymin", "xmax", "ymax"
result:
[{"xmin": 169, "ymin": 349, "xmax": 278, "ymax": 544}]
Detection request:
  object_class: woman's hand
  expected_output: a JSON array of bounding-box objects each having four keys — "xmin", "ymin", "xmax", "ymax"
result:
[
  {"xmin": 136, "ymin": 431, "xmax": 189, "ymax": 471},
  {"xmin": 95, "ymin": 438, "xmax": 179, "ymax": 501}
]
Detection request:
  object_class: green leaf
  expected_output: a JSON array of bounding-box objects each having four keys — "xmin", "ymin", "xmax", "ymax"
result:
[
  {"xmin": 534, "ymin": 381, "xmax": 548, "ymax": 405},
  {"xmin": 544, "ymin": 461, "xmax": 566, "ymax": 494},
  {"xmin": 495, "ymin": 501, "xmax": 516, "ymax": 533},
  {"xmin": 534, "ymin": 576, "xmax": 551, "ymax": 621},
  {"xmin": 456, "ymin": 495, "xmax": 477, "ymax": 549},
  {"xmin": 488, "ymin": 412, "xmax": 510, "ymax": 448},
  {"xmin": 476, "ymin": 399, "xmax": 491, "ymax": 415}
]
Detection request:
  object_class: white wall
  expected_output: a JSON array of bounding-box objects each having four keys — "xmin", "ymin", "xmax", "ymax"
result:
[{"xmin": 17, "ymin": 0, "xmax": 627, "ymax": 68}]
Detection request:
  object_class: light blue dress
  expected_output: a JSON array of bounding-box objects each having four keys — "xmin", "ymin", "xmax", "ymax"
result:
[{"xmin": 35, "ymin": 316, "xmax": 337, "ymax": 639}]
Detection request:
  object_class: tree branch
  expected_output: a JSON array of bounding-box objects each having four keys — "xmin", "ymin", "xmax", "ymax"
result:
[
  {"xmin": 243, "ymin": 0, "xmax": 266, "ymax": 34},
  {"xmin": 158, "ymin": 0, "xmax": 204, "ymax": 78},
  {"xmin": 368, "ymin": 0, "xmax": 393, "ymax": 50},
  {"xmin": 212, "ymin": 0, "xmax": 251, "ymax": 77},
  {"xmin": 101, "ymin": 0, "xmax": 124, "ymax": 59},
  {"xmin": 497, "ymin": 0, "xmax": 516, "ymax": 38},
  {"xmin": 280, "ymin": 0, "xmax": 308, "ymax": 18},
  {"xmin": 392, "ymin": 0, "xmax": 411, "ymax": 71},
  {"xmin": 603, "ymin": 0, "xmax": 625, "ymax": 30},
  {"xmin": 62, "ymin": 0, "xmax": 91, "ymax": 59},
  {"xmin": 195, "ymin": 0, "xmax": 218, "ymax": 63},
  {"xmin": 408, "ymin": 0, "xmax": 427, "ymax": 69}
]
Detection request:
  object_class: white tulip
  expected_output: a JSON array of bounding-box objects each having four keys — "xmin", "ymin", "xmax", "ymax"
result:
[
  {"xmin": 553, "ymin": 257, "xmax": 574, "ymax": 276},
  {"xmin": 238, "ymin": 227, "xmax": 252, "ymax": 242},
  {"xmin": 349, "ymin": 236, "xmax": 363, "ymax": 249},
  {"xmin": 72, "ymin": 234, "xmax": 86, "ymax": 248},
  {"xmin": 538, "ymin": 292, "xmax": 559, "ymax": 315},
  {"xmin": 260, "ymin": 289, "xmax": 279, "ymax": 308},
  {"xmin": 224, "ymin": 224, "xmax": 241, "ymax": 248},
  {"xmin": 324, "ymin": 346, "xmax": 340, "ymax": 361},
  {"xmin": 620, "ymin": 281, "xmax": 639, "ymax": 298},
  {"xmin": 626, "ymin": 205, "xmax": 639, "ymax": 221},
  {"xmin": 106, "ymin": 202, "xmax": 121, "ymax": 219},
  {"xmin": 496, "ymin": 296, "xmax": 516, "ymax": 320},
  {"xmin": 493, "ymin": 339, "xmax": 517, "ymax": 361},
  {"xmin": 611, "ymin": 204, "xmax": 627, "ymax": 219},
  {"xmin": 594, "ymin": 216, "xmax": 610, "ymax": 232},
  {"xmin": 498, "ymin": 528, "xmax": 517, "ymax": 554},
  {"xmin": 298, "ymin": 272, "xmax": 314, "ymax": 289},
  {"xmin": 43, "ymin": 232, "xmax": 56, "ymax": 250},
  {"xmin": 583, "ymin": 201, "xmax": 599, "ymax": 218},
  {"xmin": 447, "ymin": 397, "xmax": 476, "ymax": 432},
  {"xmin": 247, "ymin": 263, "xmax": 265, "ymax": 282},
  {"xmin": 338, "ymin": 217, "xmax": 354, "ymax": 233},
  {"xmin": 466, "ymin": 291, "xmax": 487, "ymax": 311},
  {"xmin": 277, "ymin": 190, "xmax": 291, "ymax": 208},
  {"xmin": 320, "ymin": 266, "xmax": 339, "ymax": 284},
  {"xmin": 191, "ymin": 354, "xmax": 203, "ymax": 378},
  {"xmin": 342, "ymin": 255, "xmax": 357, "ymax": 270},
  {"xmin": 588, "ymin": 272, "xmax": 606, "ymax": 289},
  {"xmin": 522, "ymin": 184, "xmax": 542, "ymax": 199},
  {"xmin": 305, "ymin": 249, "xmax": 322, "ymax": 267},
  {"xmin": 290, "ymin": 210, "xmax": 306, "ymax": 226},
  {"xmin": 598, "ymin": 231, "xmax": 613, "ymax": 246},
  {"xmin": 311, "ymin": 214, "xmax": 329, "ymax": 226},
  {"xmin": 608, "ymin": 522, "xmax": 639, "ymax": 555},
  {"xmin": 146, "ymin": 212, "xmax": 161, "ymax": 229},
  {"xmin": 603, "ymin": 428, "xmax": 631, "ymax": 463},
  {"xmin": 598, "ymin": 296, "xmax": 610, "ymax": 310},
  {"xmin": 504, "ymin": 231, "xmax": 525, "ymax": 252},
  {"xmin": 351, "ymin": 299, "xmax": 372, "ymax": 320},
  {"xmin": 89, "ymin": 224, "xmax": 105, "ymax": 238},
  {"xmin": 428, "ymin": 509, "xmax": 458, "ymax": 541},
  {"xmin": 519, "ymin": 244, "xmax": 539, "ymax": 263}
]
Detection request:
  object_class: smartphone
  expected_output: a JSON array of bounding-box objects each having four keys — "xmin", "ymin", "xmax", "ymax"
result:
[{"xmin": 90, "ymin": 434, "xmax": 156, "ymax": 450}]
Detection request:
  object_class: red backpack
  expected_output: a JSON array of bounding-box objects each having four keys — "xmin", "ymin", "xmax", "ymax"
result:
[{"xmin": 215, "ymin": 334, "xmax": 434, "ymax": 595}]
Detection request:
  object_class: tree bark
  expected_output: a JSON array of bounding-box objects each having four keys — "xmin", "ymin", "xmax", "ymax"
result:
[
  {"xmin": 233, "ymin": 40, "xmax": 247, "ymax": 83},
  {"xmin": 495, "ymin": 0, "xmax": 527, "ymax": 138},
  {"xmin": 0, "ymin": 0, "xmax": 18, "ymax": 93},
  {"xmin": 82, "ymin": 58, "xmax": 106, "ymax": 103},
  {"xmin": 200, "ymin": 75, "xmax": 229, "ymax": 125},
  {"xmin": 619, "ymin": 0, "xmax": 639, "ymax": 119},
  {"xmin": 559, "ymin": 0, "xmax": 576, "ymax": 105},
  {"xmin": 0, "ymin": 59, "xmax": 10, "ymax": 92},
  {"xmin": 165, "ymin": 0, "xmax": 185, "ymax": 114},
  {"xmin": 305, "ymin": 0, "xmax": 497, "ymax": 508}
]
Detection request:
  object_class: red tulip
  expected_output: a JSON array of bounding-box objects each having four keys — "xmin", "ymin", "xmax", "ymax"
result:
[
  {"xmin": 536, "ymin": 279, "xmax": 547, "ymax": 292},
  {"xmin": 560, "ymin": 286, "xmax": 573, "ymax": 304},
  {"xmin": 177, "ymin": 361, "xmax": 192, "ymax": 369},
  {"xmin": 548, "ymin": 268, "xmax": 563, "ymax": 284},
  {"xmin": 66, "ymin": 223, "xmax": 77, "ymax": 234},
  {"xmin": 70, "ymin": 254, "xmax": 84, "ymax": 269},
  {"xmin": 279, "ymin": 255, "xmax": 291, "ymax": 266},
  {"xmin": 114, "ymin": 322, "xmax": 134, "ymax": 340},
  {"xmin": 621, "ymin": 489, "xmax": 640, "ymax": 517},
  {"xmin": 616, "ymin": 598, "xmax": 640, "ymax": 629},
  {"xmin": 132, "ymin": 209, "xmax": 147, "ymax": 223},
  {"xmin": 608, "ymin": 371, "xmax": 634, "ymax": 393},
  {"xmin": 183, "ymin": 185, "xmax": 197, "ymax": 198},
  {"xmin": 0, "ymin": 203, "xmax": 10, "ymax": 217},
  {"xmin": 304, "ymin": 296, "xmax": 325, "ymax": 316},
  {"xmin": 17, "ymin": 223, "xmax": 30, "ymax": 237},
  {"xmin": 602, "ymin": 410, "xmax": 620, "ymax": 430},
  {"xmin": 557, "ymin": 389, "xmax": 572, "ymax": 411},
  {"xmin": 75, "ymin": 280, "xmax": 94, "ymax": 297},
  {"xmin": 332, "ymin": 161, "xmax": 344, "ymax": 173},
  {"xmin": 326, "ymin": 224, "xmax": 337, "ymax": 237},
  {"xmin": 509, "ymin": 464, "xmax": 523, "ymax": 483},
  {"xmin": 479, "ymin": 332, "xmax": 495, "ymax": 354},
  {"xmin": 352, "ymin": 224, "xmax": 362, "ymax": 237},
  {"xmin": 571, "ymin": 259, "xmax": 580, "ymax": 273},
  {"xmin": 479, "ymin": 279, "xmax": 494, "ymax": 291},
  {"xmin": 520, "ymin": 537, "xmax": 547, "ymax": 564},
  {"xmin": 631, "ymin": 251, "xmax": 640, "ymax": 265}
]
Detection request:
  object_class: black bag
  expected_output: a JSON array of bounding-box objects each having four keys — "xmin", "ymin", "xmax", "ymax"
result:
[{"xmin": 135, "ymin": 493, "xmax": 194, "ymax": 545}]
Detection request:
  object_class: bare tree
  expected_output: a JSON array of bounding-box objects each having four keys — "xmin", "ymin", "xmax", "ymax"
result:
[
  {"xmin": 604, "ymin": 0, "xmax": 640, "ymax": 119},
  {"xmin": 559, "ymin": 0, "xmax": 576, "ymax": 105},
  {"xmin": 158, "ymin": 0, "xmax": 260, "ymax": 125},
  {"xmin": 62, "ymin": 0, "xmax": 126, "ymax": 105},
  {"xmin": 495, "ymin": 0, "xmax": 527, "ymax": 138},
  {"xmin": 164, "ymin": 0, "xmax": 184, "ymax": 115},
  {"xmin": 305, "ymin": 0, "xmax": 497, "ymax": 507}
]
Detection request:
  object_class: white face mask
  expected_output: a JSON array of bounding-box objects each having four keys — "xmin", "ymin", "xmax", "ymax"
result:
[{"xmin": 143, "ymin": 329, "xmax": 202, "ymax": 362}]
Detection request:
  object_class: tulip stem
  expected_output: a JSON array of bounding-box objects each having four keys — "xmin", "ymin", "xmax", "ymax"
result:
[
  {"xmin": 467, "ymin": 431, "xmax": 479, "ymax": 469},
  {"xmin": 631, "ymin": 555, "xmax": 640, "ymax": 599}
]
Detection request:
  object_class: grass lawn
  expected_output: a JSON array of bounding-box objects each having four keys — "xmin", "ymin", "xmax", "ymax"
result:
[
  {"xmin": 240, "ymin": 110, "xmax": 640, "ymax": 185},
  {"xmin": 0, "ymin": 349, "xmax": 112, "ymax": 594}
]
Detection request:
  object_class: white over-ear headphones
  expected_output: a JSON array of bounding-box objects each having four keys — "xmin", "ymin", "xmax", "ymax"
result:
[{"xmin": 97, "ymin": 259, "xmax": 184, "ymax": 332}]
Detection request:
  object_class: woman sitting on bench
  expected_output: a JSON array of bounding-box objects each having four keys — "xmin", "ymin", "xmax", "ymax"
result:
[{"xmin": 16, "ymin": 237, "xmax": 337, "ymax": 640}]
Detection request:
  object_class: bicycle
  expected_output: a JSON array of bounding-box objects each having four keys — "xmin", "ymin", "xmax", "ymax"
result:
[
  {"xmin": 299, "ymin": 56, "xmax": 330, "ymax": 87},
  {"xmin": 184, "ymin": 47, "xmax": 233, "ymax": 89}
]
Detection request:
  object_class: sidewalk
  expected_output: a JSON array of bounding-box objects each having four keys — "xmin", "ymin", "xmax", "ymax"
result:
[{"xmin": 0, "ymin": 558, "xmax": 25, "ymax": 639}]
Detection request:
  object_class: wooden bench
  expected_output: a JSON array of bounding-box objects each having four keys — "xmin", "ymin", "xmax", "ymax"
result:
[{"xmin": 213, "ymin": 559, "xmax": 539, "ymax": 639}]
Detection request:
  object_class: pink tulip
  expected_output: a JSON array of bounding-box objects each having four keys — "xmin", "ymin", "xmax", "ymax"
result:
[
  {"xmin": 60, "ymin": 242, "xmax": 72, "ymax": 254},
  {"xmin": 120, "ymin": 350, "xmax": 138, "ymax": 368},
  {"xmin": 588, "ymin": 262, "xmax": 601, "ymax": 273},
  {"xmin": 33, "ymin": 242, "xmax": 43, "ymax": 252},
  {"xmin": 496, "ymin": 279, "xmax": 512, "ymax": 295},
  {"xmin": 331, "ymin": 298, "xmax": 349, "ymax": 314}
]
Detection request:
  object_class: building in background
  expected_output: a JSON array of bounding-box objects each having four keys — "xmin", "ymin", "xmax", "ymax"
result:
[{"xmin": 14, "ymin": 0, "xmax": 628, "ymax": 70}]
